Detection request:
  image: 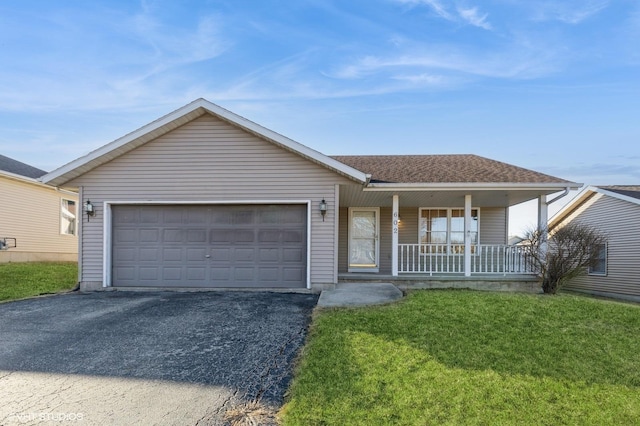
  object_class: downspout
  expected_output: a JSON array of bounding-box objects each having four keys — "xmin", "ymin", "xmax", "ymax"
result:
[
  {"xmin": 540, "ymin": 187, "xmax": 571, "ymax": 250},
  {"xmin": 546, "ymin": 187, "xmax": 570, "ymax": 206},
  {"xmin": 364, "ymin": 174, "xmax": 372, "ymax": 187}
]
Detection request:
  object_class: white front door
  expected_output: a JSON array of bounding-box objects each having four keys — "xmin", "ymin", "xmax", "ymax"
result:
[{"xmin": 348, "ymin": 208, "xmax": 380, "ymax": 272}]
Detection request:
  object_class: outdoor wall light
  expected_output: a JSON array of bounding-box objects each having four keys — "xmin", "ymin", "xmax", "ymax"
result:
[
  {"xmin": 319, "ymin": 199, "xmax": 328, "ymax": 221},
  {"xmin": 84, "ymin": 200, "xmax": 95, "ymax": 220}
]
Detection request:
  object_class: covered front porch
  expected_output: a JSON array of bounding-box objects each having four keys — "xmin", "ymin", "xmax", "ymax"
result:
[{"xmin": 336, "ymin": 182, "xmax": 567, "ymax": 279}]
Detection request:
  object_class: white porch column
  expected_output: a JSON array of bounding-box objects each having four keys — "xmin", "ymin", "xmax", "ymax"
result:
[
  {"xmin": 537, "ymin": 195, "xmax": 548, "ymax": 231},
  {"xmin": 392, "ymin": 194, "xmax": 399, "ymax": 277},
  {"xmin": 538, "ymin": 195, "xmax": 548, "ymax": 255},
  {"xmin": 464, "ymin": 194, "xmax": 472, "ymax": 277}
]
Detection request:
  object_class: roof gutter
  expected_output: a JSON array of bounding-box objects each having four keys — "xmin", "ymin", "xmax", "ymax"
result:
[{"xmin": 363, "ymin": 182, "xmax": 581, "ymax": 191}]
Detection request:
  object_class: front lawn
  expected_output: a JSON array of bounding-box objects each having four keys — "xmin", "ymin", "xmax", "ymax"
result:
[
  {"xmin": 282, "ymin": 290, "xmax": 640, "ymax": 425},
  {"xmin": 0, "ymin": 262, "xmax": 78, "ymax": 302}
]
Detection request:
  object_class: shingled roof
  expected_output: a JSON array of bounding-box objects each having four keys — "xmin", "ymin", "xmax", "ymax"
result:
[
  {"xmin": 598, "ymin": 185, "xmax": 640, "ymax": 200},
  {"xmin": 330, "ymin": 154, "xmax": 571, "ymax": 184},
  {"xmin": 0, "ymin": 154, "xmax": 47, "ymax": 179}
]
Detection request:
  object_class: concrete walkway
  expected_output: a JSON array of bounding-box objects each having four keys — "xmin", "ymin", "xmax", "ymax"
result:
[{"xmin": 317, "ymin": 283, "xmax": 404, "ymax": 308}]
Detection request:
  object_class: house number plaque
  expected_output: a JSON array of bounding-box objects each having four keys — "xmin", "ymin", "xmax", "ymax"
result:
[{"xmin": 392, "ymin": 211, "xmax": 399, "ymax": 234}]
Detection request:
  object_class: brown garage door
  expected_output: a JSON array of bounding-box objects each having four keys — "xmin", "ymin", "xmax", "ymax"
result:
[{"xmin": 112, "ymin": 204, "xmax": 307, "ymax": 288}]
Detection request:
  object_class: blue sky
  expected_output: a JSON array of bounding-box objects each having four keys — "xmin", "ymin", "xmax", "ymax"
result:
[{"xmin": 1, "ymin": 0, "xmax": 639, "ymax": 234}]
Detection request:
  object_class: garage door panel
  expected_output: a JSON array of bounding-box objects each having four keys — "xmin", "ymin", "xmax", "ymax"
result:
[
  {"xmin": 258, "ymin": 230, "xmax": 280, "ymax": 243},
  {"xmin": 112, "ymin": 204, "xmax": 306, "ymax": 288},
  {"xmin": 258, "ymin": 210, "xmax": 279, "ymax": 224},
  {"xmin": 283, "ymin": 230, "xmax": 304, "ymax": 243},
  {"xmin": 232, "ymin": 210, "xmax": 254, "ymax": 225},
  {"xmin": 281, "ymin": 209, "xmax": 305, "ymax": 224},
  {"xmin": 139, "ymin": 229, "xmax": 160, "ymax": 243},
  {"xmin": 139, "ymin": 209, "xmax": 160, "ymax": 224},
  {"xmin": 162, "ymin": 248, "xmax": 183, "ymax": 262},
  {"xmin": 139, "ymin": 267, "xmax": 158, "ymax": 280},
  {"xmin": 163, "ymin": 209, "xmax": 184, "ymax": 224},
  {"xmin": 162, "ymin": 229, "xmax": 184, "ymax": 243},
  {"xmin": 234, "ymin": 230, "xmax": 255, "ymax": 243},
  {"xmin": 283, "ymin": 267, "xmax": 304, "ymax": 282},
  {"xmin": 186, "ymin": 229, "xmax": 207, "ymax": 242},
  {"xmin": 114, "ymin": 247, "xmax": 136, "ymax": 262},
  {"xmin": 115, "ymin": 266, "xmax": 136, "ymax": 281},
  {"xmin": 259, "ymin": 267, "xmax": 280, "ymax": 282},
  {"xmin": 186, "ymin": 209, "xmax": 207, "ymax": 224},
  {"xmin": 162, "ymin": 267, "xmax": 183, "ymax": 280},
  {"xmin": 283, "ymin": 248, "xmax": 304, "ymax": 262},
  {"xmin": 210, "ymin": 229, "xmax": 233, "ymax": 243},
  {"xmin": 114, "ymin": 229, "xmax": 137, "ymax": 243},
  {"xmin": 234, "ymin": 248, "xmax": 255, "ymax": 261},
  {"xmin": 234, "ymin": 268, "xmax": 254, "ymax": 281},
  {"xmin": 187, "ymin": 267, "xmax": 206, "ymax": 280},
  {"xmin": 139, "ymin": 248, "xmax": 159, "ymax": 261},
  {"xmin": 259, "ymin": 248, "xmax": 279, "ymax": 262},
  {"xmin": 186, "ymin": 248, "xmax": 207, "ymax": 261},
  {"xmin": 210, "ymin": 248, "xmax": 230, "ymax": 261}
]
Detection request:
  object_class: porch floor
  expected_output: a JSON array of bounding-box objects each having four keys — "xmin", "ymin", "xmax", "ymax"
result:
[{"xmin": 338, "ymin": 273, "xmax": 542, "ymax": 293}]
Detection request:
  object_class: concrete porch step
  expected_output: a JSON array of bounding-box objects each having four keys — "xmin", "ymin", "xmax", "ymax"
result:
[{"xmin": 318, "ymin": 283, "xmax": 403, "ymax": 308}]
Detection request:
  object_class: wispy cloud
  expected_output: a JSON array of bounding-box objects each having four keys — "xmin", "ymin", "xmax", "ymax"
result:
[
  {"xmin": 328, "ymin": 41, "xmax": 561, "ymax": 83},
  {"xmin": 394, "ymin": 0, "xmax": 492, "ymax": 30},
  {"xmin": 396, "ymin": 0, "xmax": 453, "ymax": 20},
  {"xmin": 0, "ymin": 5, "xmax": 229, "ymax": 113},
  {"xmin": 457, "ymin": 6, "xmax": 492, "ymax": 30},
  {"xmin": 541, "ymin": 162, "xmax": 640, "ymax": 185},
  {"xmin": 531, "ymin": 0, "xmax": 610, "ymax": 24}
]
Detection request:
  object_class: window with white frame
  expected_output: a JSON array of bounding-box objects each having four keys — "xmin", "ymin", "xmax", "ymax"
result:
[
  {"xmin": 419, "ymin": 208, "xmax": 479, "ymax": 253},
  {"xmin": 588, "ymin": 243, "xmax": 607, "ymax": 275},
  {"xmin": 61, "ymin": 199, "xmax": 77, "ymax": 235}
]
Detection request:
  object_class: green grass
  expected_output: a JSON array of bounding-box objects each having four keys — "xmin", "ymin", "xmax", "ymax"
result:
[
  {"xmin": 281, "ymin": 290, "xmax": 640, "ymax": 425},
  {"xmin": 0, "ymin": 262, "xmax": 78, "ymax": 302}
]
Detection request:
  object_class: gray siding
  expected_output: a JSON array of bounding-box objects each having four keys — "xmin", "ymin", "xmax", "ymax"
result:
[
  {"xmin": 68, "ymin": 114, "xmax": 352, "ymax": 287},
  {"xmin": 559, "ymin": 194, "xmax": 640, "ymax": 298},
  {"xmin": 338, "ymin": 207, "xmax": 348, "ymax": 273},
  {"xmin": 480, "ymin": 207, "xmax": 508, "ymax": 244},
  {"xmin": 338, "ymin": 206, "xmax": 507, "ymax": 274}
]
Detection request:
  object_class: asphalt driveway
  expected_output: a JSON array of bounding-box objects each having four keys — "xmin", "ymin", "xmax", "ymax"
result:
[{"xmin": 0, "ymin": 291, "xmax": 318, "ymax": 425}]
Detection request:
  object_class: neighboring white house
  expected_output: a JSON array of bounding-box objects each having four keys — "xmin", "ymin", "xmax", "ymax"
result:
[
  {"xmin": 549, "ymin": 185, "xmax": 640, "ymax": 302},
  {"xmin": 0, "ymin": 154, "xmax": 78, "ymax": 263},
  {"xmin": 41, "ymin": 99, "xmax": 579, "ymax": 292}
]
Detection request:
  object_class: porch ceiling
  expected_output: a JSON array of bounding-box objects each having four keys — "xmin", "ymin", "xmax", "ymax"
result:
[{"xmin": 339, "ymin": 184, "xmax": 563, "ymax": 208}]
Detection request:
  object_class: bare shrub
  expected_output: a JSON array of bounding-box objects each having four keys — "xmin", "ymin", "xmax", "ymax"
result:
[{"xmin": 522, "ymin": 223, "xmax": 607, "ymax": 294}]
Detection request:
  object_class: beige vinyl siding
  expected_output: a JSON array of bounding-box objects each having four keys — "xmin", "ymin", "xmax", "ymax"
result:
[
  {"xmin": 560, "ymin": 194, "xmax": 640, "ymax": 298},
  {"xmin": 67, "ymin": 114, "xmax": 352, "ymax": 286},
  {"xmin": 479, "ymin": 207, "xmax": 507, "ymax": 244},
  {"xmin": 0, "ymin": 176, "xmax": 78, "ymax": 261}
]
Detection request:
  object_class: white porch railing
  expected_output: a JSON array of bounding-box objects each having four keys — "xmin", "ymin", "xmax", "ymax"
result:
[{"xmin": 398, "ymin": 244, "xmax": 535, "ymax": 275}]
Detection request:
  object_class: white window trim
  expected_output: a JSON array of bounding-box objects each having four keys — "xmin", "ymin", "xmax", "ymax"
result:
[
  {"xmin": 60, "ymin": 198, "xmax": 77, "ymax": 236},
  {"xmin": 588, "ymin": 242, "xmax": 607, "ymax": 276},
  {"xmin": 348, "ymin": 207, "xmax": 380, "ymax": 273},
  {"xmin": 102, "ymin": 200, "xmax": 312, "ymax": 289},
  {"xmin": 418, "ymin": 207, "xmax": 480, "ymax": 254}
]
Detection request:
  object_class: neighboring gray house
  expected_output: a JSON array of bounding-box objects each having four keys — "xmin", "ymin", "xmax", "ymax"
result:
[
  {"xmin": 42, "ymin": 99, "xmax": 579, "ymax": 292},
  {"xmin": 0, "ymin": 154, "xmax": 78, "ymax": 262},
  {"xmin": 549, "ymin": 185, "xmax": 640, "ymax": 302}
]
